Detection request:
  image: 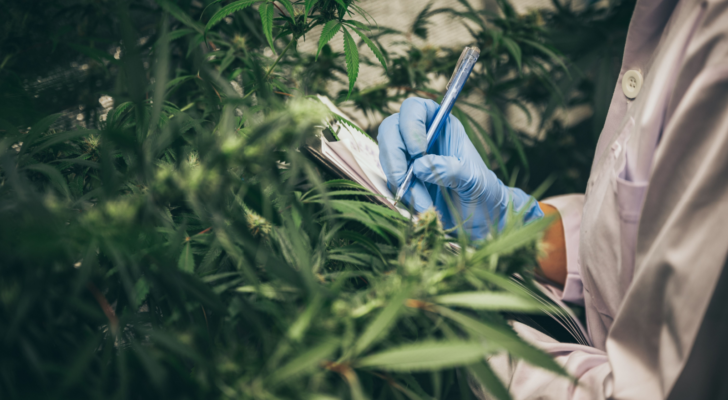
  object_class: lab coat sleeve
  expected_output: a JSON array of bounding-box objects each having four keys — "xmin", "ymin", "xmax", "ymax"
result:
[{"xmin": 541, "ymin": 194, "xmax": 585, "ymax": 305}]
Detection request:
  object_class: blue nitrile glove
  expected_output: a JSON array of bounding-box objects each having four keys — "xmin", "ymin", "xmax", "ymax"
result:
[{"xmin": 378, "ymin": 97, "xmax": 543, "ymax": 240}]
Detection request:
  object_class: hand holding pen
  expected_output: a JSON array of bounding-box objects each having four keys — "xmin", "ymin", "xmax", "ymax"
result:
[
  {"xmin": 377, "ymin": 46, "xmax": 543, "ymax": 238},
  {"xmin": 392, "ymin": 47, "xmax": 480, "ymax": 205}
]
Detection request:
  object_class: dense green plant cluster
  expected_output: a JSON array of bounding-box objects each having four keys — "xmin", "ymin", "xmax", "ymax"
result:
[{"xmin": 0, "ymin": 0, "xmax": 633, "ymax": 399}]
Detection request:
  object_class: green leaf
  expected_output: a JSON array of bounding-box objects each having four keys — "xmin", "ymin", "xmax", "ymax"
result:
[
  {"xmin": 133, "ymin": 277, "xmax": 150, "ymax": 309},
  {"xmin": 356, "ymin": 341, "xmax": 493, "ymax": 371},
  {"xmin": 200, "ymin": 0, "xmax": 225, "ymax": 20},
  {"xmin": 178, "ymin": 242, "xmax": 195, "ymax": 273},
  {"xmin": 342, "ymin": 27, "xmax": 359, "ymax": 95},
  {"xmin": 268, "ymin": 338, "xmax": 340, "ymax": 385},
  {"xmin": 520, "ymin": 38, "xmax": 568, "ymax": 73},
  {"xmin": 165, "ymin": 75, "xmax": 196, "ymax": 92},
  {"xmin": 27, "ymin": 129, "xmax": 96, "ymax": 158},
  {"xmin": 471, "ymin": 216, "xmax": 553, "ymax": 265},
  {"xmin": 165, "ymin": 28, "xmax": 195, "ymax": 42},
  {"xmin": 434, "ymin": 291, "xmax": 542, "ymax": 312},
  {"xmin": 316, "ymin": 20, "xmax": 342, "ymax": 60},
  {"xmin": 156, "ymin": 0, "xmax": 205, "ymax": 33},
  {"xmin": 349, "ymin": 26, "xmax": 387, "ymax": 71},
  {"xmin": 277, "ymin": 0, "xmax": 296, "ymax": 18},
  {"xmin": 205, "ymin": 0, "xmax": 259, "ymax": 32},
  {"xmin": 24, "ymin": 163, "xmax": 71, "ymax": 199},
  {"xmin": 329, "ymin": 112, "xmax": 376, "ymax": 142},
  {"xmin": 304, "ymin": 0, "xmax": 319, "ymax": 24},
  {"xmin": 467, "ymin": 362, "xmax": 512, "ymax": 400},
  {"xmin": 353, "ymin": 285, "xmax": 411, "ymax": 356},
  {"xmin": 288, "ymin": 293, "xmax": 324, "ymax": 341},
  {"xmin": 18, "ymin": 113, "xmax": 62, "ymax": 157},
  {"xmin": 435, "ymin": 306, "xmax": 569, "ymax": 378},
  {"xmin": 501, "ymin": 37, "xmax": 522, "ymax": 70},
  {"xmin": 259, "ymin": 2, "xmax": 276, "ymax": 53},
  {"xmin": 333, "ymin": 0, "xmax": 347, "ymax": 13}
]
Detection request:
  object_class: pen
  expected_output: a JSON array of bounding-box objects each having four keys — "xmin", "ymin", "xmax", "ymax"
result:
[{"xmin": 393, "ymin": 46, "xmax": 481, "ymax": 206}]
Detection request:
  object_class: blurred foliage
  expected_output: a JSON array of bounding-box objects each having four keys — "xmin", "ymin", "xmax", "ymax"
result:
[{"xmin": 0, "ymin": 0, "xmax": 632, "ymax": 399}]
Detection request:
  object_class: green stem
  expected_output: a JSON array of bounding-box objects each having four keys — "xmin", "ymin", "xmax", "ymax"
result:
[{"xmin": 263, "ymin": 37, "xmax": 296, "ymax": 81}]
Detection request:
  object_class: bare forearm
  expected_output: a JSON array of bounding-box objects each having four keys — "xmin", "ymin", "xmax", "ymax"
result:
[{"xmin": 537, "ymin": 202, "xmax": 567, "ymax": 286}]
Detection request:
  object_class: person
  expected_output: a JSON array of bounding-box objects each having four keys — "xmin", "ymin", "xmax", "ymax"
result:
[{"xmin": 377, "ymin": 0, "xmax": 728, "ymax": 397}]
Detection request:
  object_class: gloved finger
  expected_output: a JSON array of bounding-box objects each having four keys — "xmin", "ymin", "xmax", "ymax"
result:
[
  {"xmin": 378, "ymin": 113, "xmax": 409, "ymax": 187},
  {"xmin": 398, "ymin": 97, "xmax": 440, "ymax": 158},
  {"xmin": 378, "ymin": 113, "xmax": 434, "ymax": 213},
  {"xmin": 400, "ymin": 179, "xmax": 434, "ymax": 214},
  {"xmin": 412, "ymin": 154, "xmax": 471, "ymax": 191}
]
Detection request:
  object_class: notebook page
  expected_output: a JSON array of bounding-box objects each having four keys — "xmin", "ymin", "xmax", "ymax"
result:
[
  {"xmin": 325, "ymin": 141, "xmax": 380, "ymax": 195},
  {"xmin": 317, "ymin": 96, "xmax": 410, "ymax": 217}
]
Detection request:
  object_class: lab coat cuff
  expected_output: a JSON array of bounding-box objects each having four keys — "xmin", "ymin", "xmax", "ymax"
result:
[{"xmin": 542, "ymin": 194, "xmax": 585, "ymax": 306}]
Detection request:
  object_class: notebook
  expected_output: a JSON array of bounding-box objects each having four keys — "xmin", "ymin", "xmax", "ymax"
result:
[{"xmin": 304, "ymin": 95, "xmax": 411, "ymax": 219}]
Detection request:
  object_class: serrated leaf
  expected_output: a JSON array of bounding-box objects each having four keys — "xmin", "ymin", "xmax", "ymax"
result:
[
  {"xmin": 356, "ymin": 341, "xmax": 492, "ymax": 371},
  {"xmin": 304, "ymin": 0, "xmax": 319, "ymax": 24},
  {"xmin": 259, "ymin": 2, "xmax": 276, "ymax": 53},
  {"xmin": 316, "ymin": 20, "xmax": 341, "ymax": 60},
  {"xmin": 205, "ymin": 0, "xmax": 259, "ymax": 32},
  {"xmin": 349, "ymin": 26, "xmax": 387, "ymax": 71},
  {"xmin": 434, "ymin": 291, "xmax": 542, "ymax": 312},
  {"xmin": 329, "ymin": 112, "xmax": 376, "ymax": 142},
  {"xmin": 268, "ymin": 338, "xmax": 339, "ymax": 385},
  {"xmin": 277, "ymin": 0, "xmax": 295, "ymax": 18},
  {"xmin": 178, "ymin": 242, "xmax": 195, "ymax": 273},
  {"xmin": 342, "ymin": 28, "xmax": 359, "ymax": 96},
  {"xmin": 353, "ymin": 285, "xmax": 411, "ymax": 356}
]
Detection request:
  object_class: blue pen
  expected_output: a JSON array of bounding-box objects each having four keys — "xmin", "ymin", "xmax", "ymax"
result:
[{"xmin": 393, "ymin": 46, "xmax": 481, "ymax": 206}]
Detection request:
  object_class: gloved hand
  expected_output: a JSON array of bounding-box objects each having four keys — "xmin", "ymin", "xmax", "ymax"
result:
[{"xmin": 378, "ymin": 97, "xmax": 543, "ymax": 240}]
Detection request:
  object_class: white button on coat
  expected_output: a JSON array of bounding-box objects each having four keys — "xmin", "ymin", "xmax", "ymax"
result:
[{"xmin": 622, "ymin": 69, "xmax": 643, "ymax": 99}]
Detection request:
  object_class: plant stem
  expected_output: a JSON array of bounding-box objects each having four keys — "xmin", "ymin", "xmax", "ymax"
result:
[{"xmin": 264, "ymin": 37, "xmax": 296, "ymax": 81}]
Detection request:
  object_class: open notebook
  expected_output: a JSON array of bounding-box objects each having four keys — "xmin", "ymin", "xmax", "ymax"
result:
[
  {"xmin": 305, "ymin": 96, "xmax": 590, "ymax": 345},
  {"xmin": 304, "ymin": 95, "xmax": 411, "ymax": 218}
]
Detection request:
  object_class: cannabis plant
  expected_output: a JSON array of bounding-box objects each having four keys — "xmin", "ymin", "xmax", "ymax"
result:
[{"xmin": 0, "ymin": 1, "xmax": 584, "ymax": 399}]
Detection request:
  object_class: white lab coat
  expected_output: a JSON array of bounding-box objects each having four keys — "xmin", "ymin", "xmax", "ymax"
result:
[{"xmin": 472, "ymin": 0, "xmax": 728, "ymax": 398}]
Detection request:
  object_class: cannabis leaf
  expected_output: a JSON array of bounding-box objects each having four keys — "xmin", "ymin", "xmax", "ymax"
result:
[
  {"xmin": 342, "ymin": 27, "xmax": 359, "ymax": 95},
  {"xmin": 316, "ymin": 20, "xmax": 342, "ymax": 60},
  {"xmin": 259, "ymin": 2, "xmax": 276, "ymax": 53},
  {"xmin": 205, "ymin": 0, "xmax": 260, "ymax": 32},
  {"xmin": 502, "ymin": 37, "xmax": 522, "ymax": 70},
  {"xmin": 277, "ymin": 0, "xmax": 296, "ymax": 19},
  {"xmin": 349, "ymin": 25, "xmax": 387, "ymax": 71},
  {"xmin": 304, "ymin": 0, "xmax": 319, "ymax": 24}
]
